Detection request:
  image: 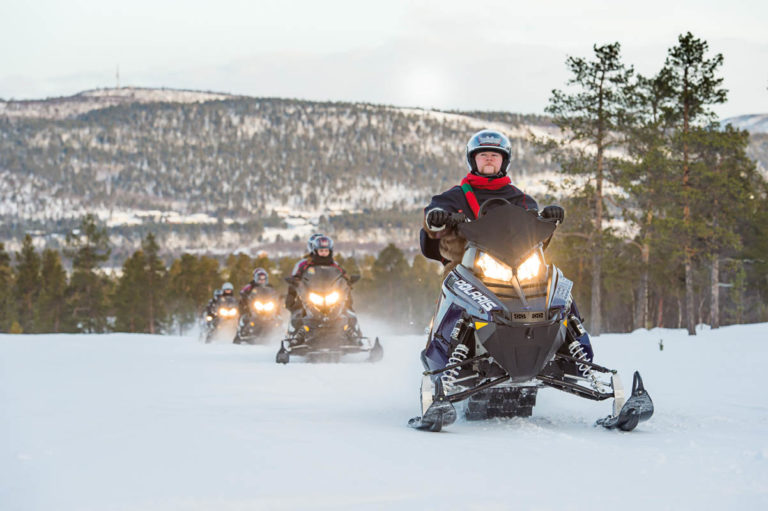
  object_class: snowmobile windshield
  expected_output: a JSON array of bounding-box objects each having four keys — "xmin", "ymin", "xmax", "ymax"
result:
[
  {"xmin": 218, "ymin": 295, "xmax": 238, "ymax": 307},
  {"xmin": 300, "ymin": 265, "xmax": 347, "ymax": 293},
  {"xmin": 458, "ymin": 203, "xmax": 556, "ymax": 267},
  {"xmin": 250, "ymin": 286, "xmax": 276, "ymax": 299}
]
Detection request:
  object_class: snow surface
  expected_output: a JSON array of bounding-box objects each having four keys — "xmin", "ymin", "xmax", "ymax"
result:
[{"xmin": 2, "ymin": 321, "xmax": 767, "ymax": 510}]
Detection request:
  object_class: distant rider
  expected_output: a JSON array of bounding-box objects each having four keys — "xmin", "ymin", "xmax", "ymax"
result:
[
  {"xmin": 285, "ymin": 234, "xmax": 358, "ymax": 338},
  {"xmin": 220, "ymin": 282, "xmax": 235, "ymax": 299},
  {"xmin": 205, "ymin": 289, "xmax": 223, "ymax": 321},
  {"xmin": 239, "ymin": 268, "xmax": 272, "ymax": 314}
]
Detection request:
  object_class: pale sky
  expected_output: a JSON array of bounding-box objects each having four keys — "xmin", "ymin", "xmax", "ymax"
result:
[{"xmin": 1, "ymin": 0, "xmax": 766, "ymax": 118}]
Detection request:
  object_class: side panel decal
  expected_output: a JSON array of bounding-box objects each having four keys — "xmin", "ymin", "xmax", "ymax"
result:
[{"xmin": 454, "ymin": 279, "xmax": 499, "ymax": 312}]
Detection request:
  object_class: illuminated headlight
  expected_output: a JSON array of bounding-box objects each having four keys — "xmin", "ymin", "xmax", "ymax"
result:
[
  {"xmin": 309, "ymin": 291, "xmax": 340, "ymax": 306},
  {"xmin": 218, "ymin": 307, "xmax": 238, "ymax": 317},
  {"xmin": 516, "ymin": 253, "xmax": 542, "ymax": 282},
  {"xmin": 253, "ymin": 300, "xmax": 275, "ymax": 312},
  {"xmin": 477, "ymin": 252, "xmax": 513, "ymax": 282},
  {"xmin": 325, "ymin": 291, "xmax": 340, "ymax": 306}
]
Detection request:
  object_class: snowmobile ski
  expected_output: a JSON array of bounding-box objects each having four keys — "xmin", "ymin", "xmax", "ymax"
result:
[
  {"xmin": 596, "ymin": 371, "xmax": 654, "ymax": 431},
  {"xmin": 276, "ymin": 345, "xmax": 290, "ymax": 364},
  {"xmin": 368, "ymin": 337, "xmax": 383, "ymax": 362},
  {"xmin": 408, "ymin": 398, "xmax": 457, "ymax": 432}
]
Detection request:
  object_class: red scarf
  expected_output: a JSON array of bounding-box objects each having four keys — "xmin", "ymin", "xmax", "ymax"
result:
[{"xmin": 460, "ymin": 174, "xmax": 512, "ymax": 218}]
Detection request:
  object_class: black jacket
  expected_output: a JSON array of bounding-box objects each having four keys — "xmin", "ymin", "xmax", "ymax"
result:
[{"xmin": 420, "ymin": 184, "xmax": 538, "ymax": 263}]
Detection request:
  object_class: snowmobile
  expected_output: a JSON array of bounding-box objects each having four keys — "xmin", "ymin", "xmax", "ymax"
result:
[
  {"xmin": 234, "ymin": 287, "xmax": 282, "ymax": 344},
  {"xmin": 204, "ymin": 294, "xmax": 240, "ymax": 343},
  {"xmin": 409, "ymin": 201, "xmax": 654, "ymax": 432},
  {"xmin": 276, "ymin": 266, "xmax": 383, "ymax": 363}
]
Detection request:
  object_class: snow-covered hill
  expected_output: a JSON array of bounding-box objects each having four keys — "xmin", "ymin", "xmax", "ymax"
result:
[
  {"xmin": 2, "ymin": 322, "xmax": 766, "ymax": 510},
  {"xmin": 723, "ymin": 114, "xmax": 768, "ymax": 134},
  {"xmin": 0, "ymin": 89, "xmax": 557, "ymax": 257},
  {"xmin": 2, "ymin": 87, "xmax": 766, "ymax": 258},
  {"xmin": 0, "ymin": 87, "xmax": 234, "ymax": 119}
]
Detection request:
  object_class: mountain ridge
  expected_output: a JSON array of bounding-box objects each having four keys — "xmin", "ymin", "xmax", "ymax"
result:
[{"xmin": 2, "ymin": 87, "xmax": 765, "ymax": 260}]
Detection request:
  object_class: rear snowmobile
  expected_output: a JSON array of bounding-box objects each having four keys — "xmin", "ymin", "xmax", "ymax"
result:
[
  {"xmin": 276, "ymin": 266, "xmax": 383, "ymax": 364},
  {"xmin": 204, "ymin": 294, "xmax": 240, "ymax": 344},
  {"xmin": 409, "ymin": 202, "xmax": 653, "ymax": 432},
  {"xmin": 235, "ymin": 287, "xmax": 282, "ymax": 344}
]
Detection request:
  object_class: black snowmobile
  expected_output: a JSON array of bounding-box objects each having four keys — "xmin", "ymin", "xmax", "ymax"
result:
[
  {"xmin": 409, "ymin": 201, "xmax": 654, "ymax": 432},
  {"xmin": 276, "ymin": 266, "xmax": 383, "ymax": 363},
  {"xmin": 204, "ymin": 294, "xmax": 239, "ymax": 343},
  {"xmin": 235, "ymin": 287, "xmax": 282, "ymax": 344}
]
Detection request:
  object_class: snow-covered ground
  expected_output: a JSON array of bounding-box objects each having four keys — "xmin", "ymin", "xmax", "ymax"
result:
[{"xmin": 2, "ymin": 321, "xmax": 767, "ymax": 510}]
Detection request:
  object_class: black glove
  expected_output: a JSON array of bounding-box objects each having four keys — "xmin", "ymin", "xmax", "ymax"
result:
[
  {"xmin": 446, "ymin": 212, "xmax": 467, "ymax": 228},
  {"xmin": 541, "ymin": 205, "xmax": 565, "ymax": 224},
  {"xmin": 427, "ymin": 209, "xmax": 451, "ymax": 228}
]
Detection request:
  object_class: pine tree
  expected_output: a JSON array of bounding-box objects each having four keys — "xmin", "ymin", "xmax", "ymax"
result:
[
  {"xmin": 0, "ymin": 243, "xmax": 15, "ymax": 332},
  {"xmin": 142, "ymin": 233, "xmax": 166, "ymax": 334},
  {"xmin": 617, "ymin": 69, "xmax": 679, "ymax": 329},
  {"xmin": 739, "ymin": 184, "xmax": 768, "ymax": 322},
  {"xmin": 166, "ymin": 254, "xmax": 222, "ymax": 334},
  {"xmin": 369, "ymin": 243, "xmax": 410, "ymax": 320},
  {"xmin": 687, "ymin": 125, "xmax": 761, "ymax": 328},
  {"xmin": 167, "ymin": 254, "xmax": 199, "ymax": 335},
  {"xmin": 65, "ymin": 214, "xmax": 111, "ymax": 333},
  {"xmin": 663, "ymin": 32, "xmax": 727, "ymax": 335},
  {"xmin": 114, "ymin": 250, "xmax": 149, "ymax": 333},
  {"xmin": 225, "ymin": 253, "xmax": 255, "ymax": 290},
  {"xmin": 36, "ymin": 249, "xmax": 68, "ymax": 333},
  {"xmin": 545, "ymin": 42, "xmax": 635, "ymax": 335},
  {"xmin": 13, "ymin": 234, "xmax": 42, "ymax": 333}
]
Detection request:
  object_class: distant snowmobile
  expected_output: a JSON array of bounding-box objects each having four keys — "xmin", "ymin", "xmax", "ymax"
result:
[
  {"xmin": 235, "ymin": 286, "xmax": 282, "ymax": 344},
  {"xmin": 204, "ymin": 294, "xmax": 239, "ymax": 344},
  {"xmin": 409, "ymin": 202, "xmax": 654, "ymax": 432},
  {"xmin": 276, "ymin": 266, "xmax": 382, "ymax": 363}
]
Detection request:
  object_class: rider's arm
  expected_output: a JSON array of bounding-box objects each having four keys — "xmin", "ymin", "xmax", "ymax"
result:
[{"xmin": 423, "ymin": 187, "xmax": 463, "ymax": 239}]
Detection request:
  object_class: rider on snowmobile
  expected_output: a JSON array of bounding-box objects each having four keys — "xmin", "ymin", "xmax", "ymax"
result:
[
  {"xmin": 289, "ymin": 233, "xmax": 325, "ymax": 279},
  {"xmin": 221, "ymin": 282, "xmax": 235, "ymax": 298},
  {"xmin": 205, "ymin": 288, "xmax": 223, "ymax": 320},
  {"xmin": 285, "ymin": 234, "xmax": 358, "ymax": 337},
  {"xmin": 241, "ymin": 268, "xmax": 271, "ymax": 295},
  {"xmin": 420, "ymin": 129, "xmax": 592, "ymax": 360},
  {"xmin": 239, "ymin": 268, "xmax": 272, "ymax": 313}
]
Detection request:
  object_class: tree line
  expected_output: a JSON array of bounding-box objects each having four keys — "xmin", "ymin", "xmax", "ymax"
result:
[
  {"xmin": 539, "ymin": 32, "xmax": 768, "ymax": 335},
  {"xmin": 0, "ymin": 214, "xmax": 443, "ymax": 335}
]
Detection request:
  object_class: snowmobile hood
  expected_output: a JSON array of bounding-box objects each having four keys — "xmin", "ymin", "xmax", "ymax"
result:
[{"xmin": 458, "ymin": 203, "xmax": 555, "ymax": 266}]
